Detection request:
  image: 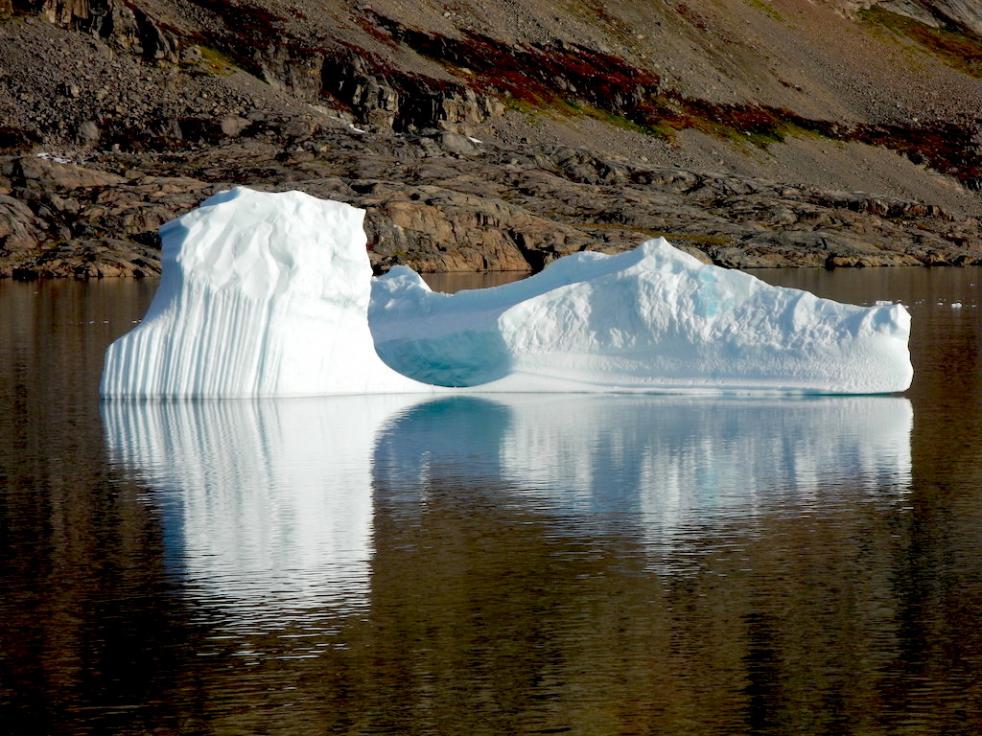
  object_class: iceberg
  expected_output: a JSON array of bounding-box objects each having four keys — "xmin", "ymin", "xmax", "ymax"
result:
[
  {"xmin": 371, "ymin": 245, "xmax": 913, "ymax": 393},
  {"xmin": 101, "ymin": 187, "xmax": 913, "ymax": 397}
]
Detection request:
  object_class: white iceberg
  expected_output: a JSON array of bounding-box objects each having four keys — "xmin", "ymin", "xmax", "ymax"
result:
[
  {"xmin": 371, "ymin": 245, "xmax": 913, "ymax": 393},
  {"xmin": 101, "ymin": 187, "xmax": 913, "ymax": 397},
  {"xmin": 100, "ymin": 188, "xmax": 429, "ymax": 397}
]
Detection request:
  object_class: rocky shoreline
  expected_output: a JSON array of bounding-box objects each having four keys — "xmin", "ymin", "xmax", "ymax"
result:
[{"xmin": 2, "ymin": 127, "xmax": 980, "ymax": 281}]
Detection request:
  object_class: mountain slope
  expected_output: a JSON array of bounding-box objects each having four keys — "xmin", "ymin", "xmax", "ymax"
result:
[{"xmin": 0, "ymin": 0, "xmax": 979, "ymax": 277}]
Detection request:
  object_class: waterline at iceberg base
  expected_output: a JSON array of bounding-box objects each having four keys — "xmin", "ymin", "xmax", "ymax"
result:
[{"xmin": 100, "ymin": 187, "xmax": 914, "ymax": 397}]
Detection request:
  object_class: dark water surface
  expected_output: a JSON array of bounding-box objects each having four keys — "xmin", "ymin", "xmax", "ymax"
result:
[{"xmin": 1, "ymin": 268, "xmax": 980, "ymax": 735}]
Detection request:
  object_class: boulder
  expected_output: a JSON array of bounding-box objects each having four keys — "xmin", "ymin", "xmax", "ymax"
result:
[
  {"xmin": 2, "ymin": 156, "xmax": 125, "ymax": 189},
  {"xmin": 78, "ymin": 119, "xmax": 100, "ymax": 143},
  {"xmin": 219, "ymin": 115, "xmax": 250, "ymax": 138}
]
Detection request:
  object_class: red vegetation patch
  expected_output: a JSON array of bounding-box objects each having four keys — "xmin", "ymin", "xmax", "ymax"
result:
[
  {"xmin": 675, "ymin": 97, "xmax": 781, "ymax": 135},
  {"xmin": 855, "ymin": 122, "xmax": 981, "ymax": 190},
  {"xmin": 675, "ymin": 3, "xmax": 708, "ymax": 32},
  {"xmin": 367, "ymin": 12, "xmax": 659, "ymax": 116},
  {"xmin": 187, "ymin": 0, "xmax": 286, "ymax": 45}
]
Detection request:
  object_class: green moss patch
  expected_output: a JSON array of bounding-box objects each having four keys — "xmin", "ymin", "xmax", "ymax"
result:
[
  {"xmin": 195, "ymin": 46, "xmax": 238, "ymax": 76},
  {"xmin": 860, "ymin": 7, "xmax": 982, "ymax": 77},
  {"xmin": 743, "ymin": 0, "xmax": 783, "ymax": 23}
]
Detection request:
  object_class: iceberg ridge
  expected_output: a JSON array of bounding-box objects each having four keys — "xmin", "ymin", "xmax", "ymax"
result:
[
  {"xmin": 371, "ymin": 240, "xmax": 913, "ymax": 393},
  {"xmin": 101, "ymin": 187, "xmax": 913, "ymax": 397}
]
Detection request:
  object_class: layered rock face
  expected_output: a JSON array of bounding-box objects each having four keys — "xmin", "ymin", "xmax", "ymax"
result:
[
  {"xmin": 836, "ymin": 0, "xmax": 981, "ymax": 35},
  {"xmin": 11, "ymin": 0, "xmax": 180, "ymax": 60},
  {"xmin": 3, "ymin": 139, "xmax": 979, "ymax": 281}
]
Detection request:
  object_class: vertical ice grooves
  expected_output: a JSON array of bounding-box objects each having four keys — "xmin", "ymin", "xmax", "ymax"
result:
[{"xmin": 101, "ymin": 187, "xmax": 430, "ymax": 398}]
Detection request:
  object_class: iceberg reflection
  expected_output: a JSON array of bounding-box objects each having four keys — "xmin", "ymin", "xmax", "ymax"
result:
[
  {"xmin": 105, "ymin": 394, "xmax": 912, "ymax": 623},
  {"xmin": 498, "ymin": 396, "xmax": 913, "ymax": 531},
  {"xmin": 373, "ymin": 395, "xmax": 913, "ymax": 537},
  {"xmin": 103, "ymin": 396, "xmax": 424, "ymax": 627}
]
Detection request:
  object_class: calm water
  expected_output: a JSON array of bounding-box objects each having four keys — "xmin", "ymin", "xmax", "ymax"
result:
[{"xmin": 1, "ymin": 268, "xmax": 980, "ymax": 735}]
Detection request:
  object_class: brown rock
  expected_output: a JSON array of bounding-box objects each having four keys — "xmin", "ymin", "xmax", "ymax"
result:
[
  {"xmin": 0, "ymin": 194, "xmax": 44, "ymax": 256},
  {"xmin": 3, "ymin": 156, "xmax": 125, "ymax": 190},
  {"xmin": 220, "ymin": 115, "xmax": 251, "ymax": 138},
  {"xmin": 437, "ymin": 132, "xmax": 478, "ymax": 157},
  {"xmin": 78, "ymin": 120, "xmax": 100, "ymax": 143}
]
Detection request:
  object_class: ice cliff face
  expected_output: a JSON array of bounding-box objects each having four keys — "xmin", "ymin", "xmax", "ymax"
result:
[
  {"xmin": 100, "ymin": 187, "xmax": 430, "ymax": 397},
  {"xmin": 101, "ymin": 188, "xmax": 913, "ymax": 397}
]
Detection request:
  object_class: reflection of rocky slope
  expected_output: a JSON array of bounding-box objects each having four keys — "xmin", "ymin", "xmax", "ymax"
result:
[{"xmin": 1, "ymin": 0, "xmax": 979, "ymax": 278}]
